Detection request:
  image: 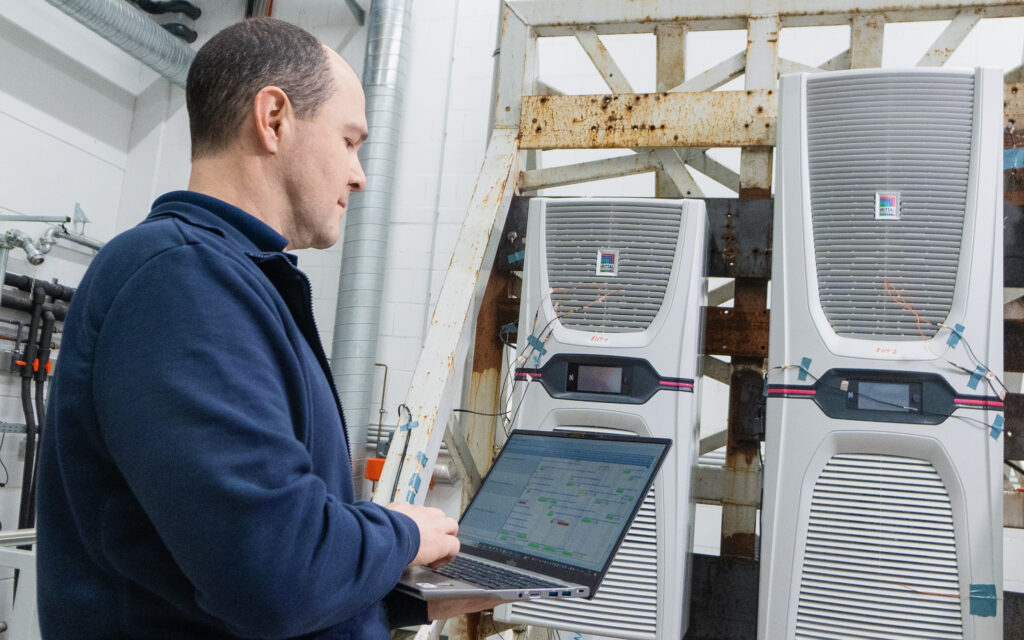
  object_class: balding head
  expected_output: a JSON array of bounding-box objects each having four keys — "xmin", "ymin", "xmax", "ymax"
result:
[{"xmin": 186, "ymin": 18, "xmax": 338, "ymax": 159}]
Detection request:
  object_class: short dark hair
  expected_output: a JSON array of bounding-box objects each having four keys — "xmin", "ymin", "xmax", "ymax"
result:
[{"xmin": 186, "ymin": 18, "xmax": 335, "ymax": 159}]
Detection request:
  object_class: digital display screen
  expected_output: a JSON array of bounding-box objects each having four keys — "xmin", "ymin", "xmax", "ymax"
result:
[
  {"xmin": 576, "ymin": 365, "xmax": 623, "ymax": 394},
  {"xmin": 857, "ymin": 382, "xmax": 914, "ymax": 412}
]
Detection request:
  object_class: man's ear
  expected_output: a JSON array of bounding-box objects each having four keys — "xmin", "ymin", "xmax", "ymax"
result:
[{"xmin": 252, "ymin": 86, "xmax": 291, "ymax": 153}]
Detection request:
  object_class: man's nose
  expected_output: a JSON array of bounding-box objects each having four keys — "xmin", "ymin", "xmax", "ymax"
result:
[{"xmin": 351, "ymin": 158, "xmax": 367, "ymax": 192}]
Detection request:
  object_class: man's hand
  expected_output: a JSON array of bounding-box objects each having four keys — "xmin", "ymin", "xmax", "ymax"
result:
[
  {"xmin": 427, "ymin": 597, "xmax": 507, "ymax": 621},
  {"xmin": 387, "ymin": 502, "xmax": 460, "ymax": 568}
]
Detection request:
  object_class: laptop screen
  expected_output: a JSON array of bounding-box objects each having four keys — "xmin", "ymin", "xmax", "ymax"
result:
[{"xmin": 458, "ymin": 430, "xmax": 670, "ymax": 576}]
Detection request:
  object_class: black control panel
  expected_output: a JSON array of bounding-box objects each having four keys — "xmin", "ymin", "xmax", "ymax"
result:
[
  {"xmin": 767, "ymin": 368, "xmax": 1003, "ymax": 425},
  {"xmin": 515, "ymin": 354, "xmax": 692, "ymax": 405}
]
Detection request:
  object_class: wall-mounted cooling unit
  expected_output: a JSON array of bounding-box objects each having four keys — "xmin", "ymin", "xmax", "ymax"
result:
[
  {"xmin": 493, "ymin": 197, "xmax": 707, "ymax": 640},
  {"xmin": 759, "ymin": 68, "xmax": 1004, "ymax": 640}
]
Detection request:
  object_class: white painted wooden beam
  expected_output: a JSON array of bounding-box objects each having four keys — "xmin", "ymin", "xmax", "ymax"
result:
[
  {"xmin": 494, "ymin": 6, "xmax": 531, "ymax": 130},
  {"xmin": 917, "ymin": 9, "xmax": 982, "ymax": 66},
  {"xmin": 520, "ymin": 151, "xmax": 657, "ymax": 191},
  {"xmin": 703, "ymin": 355, "xmax": 733, "ymax": 385},
  {"xmin": 574, "ymin": 27, "xmax": 634, "ymax": 93},
  {"xmin": 681, "ymin": 150, "xmax": 741, "ymax": 193},
  {"xmin": 819, "ymin": 48, "xmax": 851, "ymax": 71},
  {"xmin": 654, "ymin": 148, "xmax": 704, "ymax": 197},
  {"xmin": 739, "ymin": 14, "xmax": 779, "ymax": 198},
  {"xmin": 372, "ymin": 129, "xmax": 520, "ymax": 506},
  {"xmin": 669, "ymin": 51, "xmax": 746, "ymax": 92},
  {"xmin": 850, "ymin": 14, "xmax": 885, "ymax": 68},
  {"xmin": 778, "ymin": 57, "xmax": 824, "ymax": 75}
]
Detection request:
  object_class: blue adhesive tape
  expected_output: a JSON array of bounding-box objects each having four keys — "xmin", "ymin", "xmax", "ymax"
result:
[
  {"xmin": 405, "ymin": 490, "xmax": 416, "ymax": 503},
  {"xmin": 798, "ymin": 357, "xmax": 812, "ymax": 381},
  {"xmin": 969, "ymin": 583, "xmax": 997, "ymax": 617},
  {"xmin": 946, "ymin": 323, "xmax": 966, "ymax": 348},
  {"xmin": 399, "ymin": 420, "xmax": 419, "ymax": 432},
  {"xmin": 1005, "ymin": 148, "xmax": 1024, "ymax": 170},
  {"xmin": 507, "ymin": 250, "xmax": 525, "ymax": 264},
  {"xmin": 409, "ymin": 474, "xmax": 422, "ymax": 492},
  {"xmin": 991, "ymin": 415, "xmax": 1005, "ymax": 441},
  {"xmin": 500, "ymin": 322, "xmax": 517, "ymax": 334},
  {"xmin": 967, "ymin": 365, "xmax": 985, "ymax": 390},
  {"xmin": 416, "ymin": 452, "xmax": 429, "ymax": 466},
  {"xmin": 527, "ymin": 334, "xmax": 548, "ymax": 355}
]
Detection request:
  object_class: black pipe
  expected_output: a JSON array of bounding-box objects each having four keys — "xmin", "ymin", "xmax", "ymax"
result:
[
  {"xmin": 26, "ymin": 310, "xmax": 55, "ymax": 527},
  {"xmin": 4, "ymin": 273, "xmax": 75, "ymax": 303},
  {"xmin": 1, "ymin": 291, "xmax": 68, "ymax": 321},
  {"xmin": 162, "ymin": 22, "xmax": 197, "ymax": 43},
  {"xmin": 16, "ymin": 286, "xmax": 44, "ymax": 530},
  {"xmin": 133, "ymin": 0, "xmax": 201, "ymax": 20}
]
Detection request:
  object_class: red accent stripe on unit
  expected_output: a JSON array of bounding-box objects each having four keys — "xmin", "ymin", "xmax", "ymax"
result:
[
  {"xmin": 768, "ymin": 388, "xmax": 817, "ymax": 396},
  {"xmin": 953, "ymin": 398, "xmax": 1004, "ymax": 408},
  {"xmin": 659, "ymin": 381, "xmax": 693, "ymax": 388}
]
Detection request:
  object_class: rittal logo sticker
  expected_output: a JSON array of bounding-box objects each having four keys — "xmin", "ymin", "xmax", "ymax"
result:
[
  {"xmin": 875, "ymin": 192, "xmax": 901, "ymax": 220},
  {"xmin": 596, "ymin": 249, "xmax": 619, "ymax": 276}
]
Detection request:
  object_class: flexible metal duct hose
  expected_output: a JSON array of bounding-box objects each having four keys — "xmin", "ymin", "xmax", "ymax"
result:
[
  {"xmin": 332, "ymin": 0, "xmax": 413, "ymax": 497},
  {"xmin": 44, "ymin": 0, "xmax": 194, "ymax": 87}
]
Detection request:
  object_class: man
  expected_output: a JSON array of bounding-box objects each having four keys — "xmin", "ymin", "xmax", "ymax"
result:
[{"xmin": 38, "ymin": 18, "xmax": 495, "ymax": 638}]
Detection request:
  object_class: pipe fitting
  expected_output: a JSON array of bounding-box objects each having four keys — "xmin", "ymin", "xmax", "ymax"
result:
[{"xmin": 5, "ymin": 230, "xmax": 45, "ymax": 266}]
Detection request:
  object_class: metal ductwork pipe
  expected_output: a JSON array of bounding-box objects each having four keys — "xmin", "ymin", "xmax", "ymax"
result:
[
  {"xmin": 332, "ymin": 0, "xmax": 414, "ymax": 497},
  {"xmin": 44, "ymin": 0, "xmax": 194, "ymax": 87}
]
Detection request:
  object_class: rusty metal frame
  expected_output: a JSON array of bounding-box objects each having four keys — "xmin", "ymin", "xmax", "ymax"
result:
[{"xmin": 374, "ymin": 2, "xmax": 1024, "ymax": 635}]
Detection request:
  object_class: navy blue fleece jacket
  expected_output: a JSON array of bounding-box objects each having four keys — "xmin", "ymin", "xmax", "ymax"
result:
[{"xmin": 37, "ymin": 191, "xmax": 425, "ymax": 639}]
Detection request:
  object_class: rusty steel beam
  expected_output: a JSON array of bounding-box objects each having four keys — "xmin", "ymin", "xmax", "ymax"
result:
[
  {"xmin": 720, "ymin": 279, "xmax": 768, "ymax": 560},
  {"xmin": 1007, "ymin": 392, "xmax": 1024, "ymax": 461},
  {"xmin": 506, "ymin": 0, "xmax": 1024, "ymax": 35},
  {"xmin": 1007, "ymin": 83, "xmax": 1024, "ymax": 139},
  {"xmin": 656, "ymin": 22, "xmax": 687, "ymax": 197},
  {"xmin": 1009, "ymin": 318, "xmax": 1024, "ymax": 372},
  {"xmin": 519, "ymin": 83, "xmax": 1022, "ymax": 153},
  {"xmin": 519, "ymin": 90, "xmax": 776, "ymax": 149},
  {"xmin": 738, "ymin": 15, "xmax": 778, "ymax": 200},
  {"xmin": 704, "ymin": 307, "xmax": 770, "ymax": 358}
]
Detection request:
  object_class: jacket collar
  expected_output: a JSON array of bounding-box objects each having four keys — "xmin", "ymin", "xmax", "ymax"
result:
[{"xmin": 147, "ymin": 190, "xmax": 289, "ymax": 255}]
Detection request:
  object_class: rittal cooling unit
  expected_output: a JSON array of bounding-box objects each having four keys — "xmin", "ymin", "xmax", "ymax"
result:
[
  {"xmin": 760, "ymin": 68, "xmax": 1004, "ymax": 640},
  {"xmin": 493, "ymin": 197, "xmax": 707, "ymax": 640}
]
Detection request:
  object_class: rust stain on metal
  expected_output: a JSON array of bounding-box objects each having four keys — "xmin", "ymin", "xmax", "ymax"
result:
[
  {"xmin": 520, "ymin": 90, "xmax": 776, "ymax": 149},
  {"xmin": 721, "ymin": 532, "xmax": 757, "ymax": 559}
]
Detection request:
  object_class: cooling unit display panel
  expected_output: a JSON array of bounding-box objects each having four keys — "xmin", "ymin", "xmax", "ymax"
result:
[
  {"xmin": 806, "ymin": 72, "xmax": 975, "ymax": 339},
  {"xmin": 544, "ymin": 200, "xmax": 683, "ymax": 333},
  {"xmin": 795, "ymin": 453, "xmax": 963, "ymax": 640},
  {"xmin": 507, "ymin": 488, "xmax": 659, "ymax": 639}
]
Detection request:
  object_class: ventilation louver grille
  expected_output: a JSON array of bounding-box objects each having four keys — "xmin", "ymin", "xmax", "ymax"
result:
[
  {"xmin": 806, "ymin": 72, "xmax": 974, "ymax": 339},
  {"xmin": 795, "ymin": 454, "xmax": 963, "ymax": 640},
  {"xmin": 507, "ymin": 488, "xmax": 659, "ymax": 639},
  {"xmin": 543, "ymin": 201, "xmax": 683, "ymax": 333}
]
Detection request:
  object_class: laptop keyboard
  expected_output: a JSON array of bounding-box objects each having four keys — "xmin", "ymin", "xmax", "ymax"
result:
[{"xmin": 436, "ymin": 555, "xmax": 562, "ymax": 589}]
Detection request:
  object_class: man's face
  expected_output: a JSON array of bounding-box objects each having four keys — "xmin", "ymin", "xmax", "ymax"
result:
[{"xmin": 282, "ymin": 53, "xmax": 368, "ymax": 250}]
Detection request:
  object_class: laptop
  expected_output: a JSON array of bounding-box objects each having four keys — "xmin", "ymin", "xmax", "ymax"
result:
[{"xmin": 396, "ymin": 429, "xmax": 671, "ymax": 601}]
